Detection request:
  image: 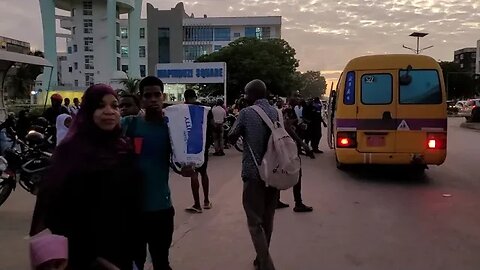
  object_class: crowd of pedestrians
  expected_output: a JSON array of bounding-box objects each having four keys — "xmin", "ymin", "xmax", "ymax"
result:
[{"xmin": 24, "ymin": 75, "xmax": 328, "ymax": 270}]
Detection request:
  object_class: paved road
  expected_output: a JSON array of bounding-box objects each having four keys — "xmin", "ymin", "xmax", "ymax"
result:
[{"xmin": 1, "ymin": 118, "xmax": 479, "ymax": 270}]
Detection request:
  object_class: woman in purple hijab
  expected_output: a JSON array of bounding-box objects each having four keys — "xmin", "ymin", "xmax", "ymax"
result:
[{"xmin": 30, "ymin": 84, "xmax": 140, "ymax": 270}]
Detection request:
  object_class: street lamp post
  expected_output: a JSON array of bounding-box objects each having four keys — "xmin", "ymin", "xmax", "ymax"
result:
[{"xmin": 402, "ymin": 32, "xmax": 434, "ymax": 54}]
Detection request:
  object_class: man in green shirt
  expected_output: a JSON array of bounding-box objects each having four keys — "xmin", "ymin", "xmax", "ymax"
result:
[{"xmin": 122, "ymin": 76, "xmax": 174, "ymax": 270}]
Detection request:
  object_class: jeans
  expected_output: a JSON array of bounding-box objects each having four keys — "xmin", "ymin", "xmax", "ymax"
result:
[
  {"xmin": 134, "ymin": 207, "xmax": 174, "ymax": 270},
  {"xmin": 243, "ymin": 178, "xmax": 279, "ymax": 270}
]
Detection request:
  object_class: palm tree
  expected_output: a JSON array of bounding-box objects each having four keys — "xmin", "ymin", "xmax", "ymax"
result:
[{"xmin": 121, "ymin": 77, "xmax": 140, "ymax": 95}]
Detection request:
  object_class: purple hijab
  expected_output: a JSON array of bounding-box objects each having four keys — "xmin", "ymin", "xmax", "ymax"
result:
[{"xmin": 30, "ymin": 84, "xmax": 130, "ymax": 235}]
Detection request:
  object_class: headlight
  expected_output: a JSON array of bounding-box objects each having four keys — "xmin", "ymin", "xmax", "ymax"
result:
[{"xmin": 0, "ymin": 156, "xmax": 8, "ymax": 172}]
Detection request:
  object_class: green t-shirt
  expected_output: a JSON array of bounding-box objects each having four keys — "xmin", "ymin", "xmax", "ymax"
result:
[{"xmin": 122, "ymin": 116, "xmax": 172, "ymax": 212}]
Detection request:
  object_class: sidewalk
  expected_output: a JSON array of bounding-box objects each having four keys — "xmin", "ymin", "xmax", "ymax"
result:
[{"xmin": 460, "ymin": 121, "xmax": 480, "ymax": 130}]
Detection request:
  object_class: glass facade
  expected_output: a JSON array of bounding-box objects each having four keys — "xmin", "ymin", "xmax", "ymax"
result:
[
  {"xmin": 158, "ymin": 28, "xmax": 170, "ymax": 63},
  {"xmin": 184, "ymin": 45, "xmax": 211, "ymax": 61},
  {"xmin": 83, "ymin": 1, "xmax": 92, "ymax": 16},
  {"xmin": 184, "ymin": 26, "xmax": 214, "ymax": 41},
  {"xmin": 214, "ymin": 28, "xmax": 231, "ymax": 41},
  {"xmin": 245, "ymin": 27, "xmax": 271, "ymax": 39}
]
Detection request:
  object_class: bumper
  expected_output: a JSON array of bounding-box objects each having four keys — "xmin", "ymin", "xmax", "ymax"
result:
[{"xmin": 336, "ymin": 149, "xmax": 446, "ymax": 166}]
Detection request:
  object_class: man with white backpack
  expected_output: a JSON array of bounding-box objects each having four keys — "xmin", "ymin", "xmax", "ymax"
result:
[{"xmin": 229, "ymin": 79, "xmax": 300, "ymax": 270}]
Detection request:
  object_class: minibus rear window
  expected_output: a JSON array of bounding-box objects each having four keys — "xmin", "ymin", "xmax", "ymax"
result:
[
  {"xmin": 361, "ymin": 74, "xmax": 393, "ymax": 105},
  {"xmin": 399, "ymin": 70, "xmax": 442, "ymax": 104}
]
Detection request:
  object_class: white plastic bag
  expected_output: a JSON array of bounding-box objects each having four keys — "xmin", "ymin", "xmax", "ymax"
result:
[{"xmin": 164, "ymin": 104, "xmax": 210, "ymax": 168}]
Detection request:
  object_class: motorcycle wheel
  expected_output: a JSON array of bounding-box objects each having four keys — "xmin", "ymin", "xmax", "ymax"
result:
[
  {"xmin": 0, "ymin": 182, "xmax": 13, "ymax": 207},
  {"xmin": 234, "ymin": 137, "xmax": 244, "ymax": 152}
]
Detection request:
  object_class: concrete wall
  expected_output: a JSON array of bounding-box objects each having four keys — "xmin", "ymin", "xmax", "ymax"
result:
[{"xmin": 147, "ymin": 2, "xmax": 186, "ymax": 76}]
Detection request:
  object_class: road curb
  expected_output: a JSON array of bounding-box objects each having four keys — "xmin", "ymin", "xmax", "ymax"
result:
[{"xmin": 460, "ymin": 122, "xmax": 480, "ymax": 130}]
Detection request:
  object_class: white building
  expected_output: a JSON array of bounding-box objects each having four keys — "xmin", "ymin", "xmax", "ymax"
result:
[
  {"xmin": 40, "ymin": 0, "xmax": 143, "ymax": 89},
  {"xmin": 119, "ymin": 19, "xmax": 148, "ymax": 77}
]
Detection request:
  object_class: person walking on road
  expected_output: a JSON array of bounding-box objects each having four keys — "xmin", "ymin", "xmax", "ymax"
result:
[
  {"xmin": 30, "ymin": 84, "xmax": 141, "ymax": 270},
  {"xmin": 303, "ymin": 97, "xmax": 327, "ymax": 153},
  {"xmin": 276, "ymin": 107, "xmax": 314, "ymax": 212},
  {"xmin": 212, "ymin": 99, "xmax": 227, "ymax": 156},
  {"xmin": 229, "ymin": 79, "xmax": 279, "ymax": 270},
  {"xmin": 184, "ymin": 89, "xmax": 213, "ymax": 213},
  {"xmin": 122, "ymin": 76, "xmax": 176, "ymax": 270}
]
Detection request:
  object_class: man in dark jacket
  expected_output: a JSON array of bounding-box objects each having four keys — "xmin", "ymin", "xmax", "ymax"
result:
[{"xmin": 303, "ymin": 97, "xmax": 327, "ymax": 153}]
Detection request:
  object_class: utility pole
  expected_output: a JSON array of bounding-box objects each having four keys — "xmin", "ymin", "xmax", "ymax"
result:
[{"xmin": 402, "ymin": 32, "xmax": 434, "ymax": 54}]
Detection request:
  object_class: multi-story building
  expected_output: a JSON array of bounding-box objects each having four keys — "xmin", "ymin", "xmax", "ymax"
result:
[
  {"xmin": 454, "ymin": 47, "xmax": 477, "ymax": 74},
  {"xmin": 39, "ymin": 0, "xmax": 143, "ymax": 88},
  {"xmin": 146, "ymin": 2, "xmax": 282, "ymax": 75},
  {"xmin": 0, "ymin": 36, "xmax": 30, "ymax": 54},
  {"xmin": 119, "ymin": 18, "xmax": 148, "ymax": 77},
  {"xmin": 476, "ymin": 40, "xmax": 480, "ymax": 75}
]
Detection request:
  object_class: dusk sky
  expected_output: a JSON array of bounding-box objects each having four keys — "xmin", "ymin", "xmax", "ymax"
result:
[{"xmin": 1, "ymin": 0, "xmax": 478, "ymax": 83}]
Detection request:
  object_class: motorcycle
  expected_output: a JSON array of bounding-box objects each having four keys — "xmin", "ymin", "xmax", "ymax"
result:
[{"xmin": 0, "ymin": 130, "xmax": 52, "ymax": 207}]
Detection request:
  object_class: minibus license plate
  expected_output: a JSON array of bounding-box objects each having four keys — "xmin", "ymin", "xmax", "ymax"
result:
[{"xmin": 367, "ymin": 136, "xmax": 385, "ymax": 147}]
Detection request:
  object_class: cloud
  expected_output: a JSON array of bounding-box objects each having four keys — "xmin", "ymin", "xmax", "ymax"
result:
[{"xmin": 1, "ymin": 0, "xmax": 478, "ymax": 80}]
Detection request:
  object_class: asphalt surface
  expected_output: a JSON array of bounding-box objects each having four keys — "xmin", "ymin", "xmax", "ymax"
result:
[{"xmin": 1, "ymin": 117, "xmax": 479, "ymax": 270}]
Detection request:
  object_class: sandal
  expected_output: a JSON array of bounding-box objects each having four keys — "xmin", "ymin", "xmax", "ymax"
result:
[{"xmin": 185, "ymin": 205, "xmax": 202, "ymax": 213}]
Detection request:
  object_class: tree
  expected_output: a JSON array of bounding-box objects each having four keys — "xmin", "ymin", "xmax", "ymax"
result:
[
  {"xmin": 439, "ymin": 61, "xmax": 478, "ymax": 99},
  {"xmin": 120, "ymin": 76, "xmax": 140, "ymax": 94},
  {"xmin": 298, "ymin": 71, "xmax": 327, "ymax": 98},
  {"xmin": 6, "ymin": 50, "xmax": 45, "ymax": 99},
  {"xmin": 197, "ymin": 38, "xmax": 300, "ymax": 103}
]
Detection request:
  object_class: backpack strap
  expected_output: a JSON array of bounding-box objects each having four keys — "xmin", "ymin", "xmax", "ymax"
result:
[{"xmin": 251, "ymin": 105, "xmax": 275, "ymax": 130}]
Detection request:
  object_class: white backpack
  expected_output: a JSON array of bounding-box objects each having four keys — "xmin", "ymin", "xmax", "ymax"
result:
[{"xmin": 247, "ymin": 105, "xmax": 301, "ymax": 190}]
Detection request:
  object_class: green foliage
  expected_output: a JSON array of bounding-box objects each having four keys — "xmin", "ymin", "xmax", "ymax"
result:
[
  {"xmin": 6, "ymin": 50, "xmax": 45, "ymax": 99},
  {"xmin": 197, "ymin": 38, "xmax": 300, "ymax": 102},
  {"xmin": 298, "ymin": 70, "xmax": 327, "ymax": 98},
  {"xmin": 121, "ymin": 77, "xmax": 140, "ymax": 95}
]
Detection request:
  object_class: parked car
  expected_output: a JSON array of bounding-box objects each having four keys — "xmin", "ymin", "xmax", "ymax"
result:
[
  {"xmin": 447, "ymin": 100, "xmax": 458, "ymax": 115},
  {"xmin": 461, "ymin": 99, "xmax": 480, "ymax": 121},
  {"xmin": 456, "ymin": 100, "xmax": 470, "ymax": 117}
]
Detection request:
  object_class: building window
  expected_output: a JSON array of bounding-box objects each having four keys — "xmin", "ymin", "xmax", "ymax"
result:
[
  {"xmin": 84, "ymin": 37, "xmax": 93, "ymax": 52},
  {"xmin": 261, "ymin": 27, "xmax": 271, "ymax": 39},
  {"xmin": 116, "ymin": 6, "xmax": 120, "ymax": 19},
  {"xmin": 121, "ymin": 46, "xmax": 128, "ymax": 57},
  {"xmin": 85, "ymin": 73, "xmax": 94, "ymax": 86},
  {"xmin": 183, "ymin": 26, "xmax": 213, "ymax": 41},
  {"xmin": 184, "ymin": 45, "xmax": 211, "ymax": 61},
  {"xmin": 74, "ymin": 62, "xmax": 78, "ymax": 70},
  {"xmin": 67, "ymin": 46, "xmax": 72, "ymax": 54},
  {"xmin": 158, "ymin": 28, "xmax": 170, "ymax": 63},
  {"xmin": 85, "ymin": 55, "xmax": 94, "ymax": 69},
  {"xmin": 84, "ymin": 19, "xmax": 93, "ymax": 34},
  {"xmin": 214, "ymin": 28, "xmax": 231, "ymax": 41},
  {"xmin": 71, "ymin": 8, "xmax": 75, "ymax": 17},
  {"xmin": 74, "ymin": 80, "xmax": 79, "ymax": 87},
  {"xmin": 139, "ymin": 46, "xmax": 146, "ymax": 57},
  {"xmin": 121, "ymin": 65, "xmax": 128, "ymax": 73},
  {"xmin": 116, "ymin": 23, "xmax": 120, "ymax": 37},
  {"xmin": 234, "ymin": 32, "xmax": 241, "ymax": 38},
  {"xmin": 69, "ymin": 66, "xmax": 72, "ymax": 72},
  {"xmin": 214, "ymin": 45, "xmax": 222, "ymax": 51},
  {"xmin": 245, "ymin": 27, "xmax": 271, "ymax": 39},
  {"xmin": 121, "ymin": 27, "xmax": 128, "ymax": 39},
  {"xmin": 83, "ymin": 1, "xmax": 92, "ymax": 16},
  {"xmin": 72, "ymin": 26, "xmax": 76, "ymax": 35},
  {"xmin": 73, "ymin": 45, "xmax": 77, "ymax": 52},
  {"xmin": 460, "ymin": 63, "xmax": 464, "ymax": 69},
  {"xmin": 117, "ymin": 57, "xmax": 121, "ymax": 71},
  {"xmin": 140, "ymin": 28, "xmax": 145, "ymax": 39},
  {"xmin": 460, "ymin": 54, "xmax": 464, "ymax": 60},
  {"xmin": 140, "ymin": 65, "xmax": 146, "ymax": 77},
  {"xmin": 116, "ymin": 40, "xmax": 120, "ymax": 54}
]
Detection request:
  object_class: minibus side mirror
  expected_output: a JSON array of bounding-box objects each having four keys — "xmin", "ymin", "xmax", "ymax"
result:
[{"xmin": 400, "ymin": 65, "xmax": 413, "ymax": 86}]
